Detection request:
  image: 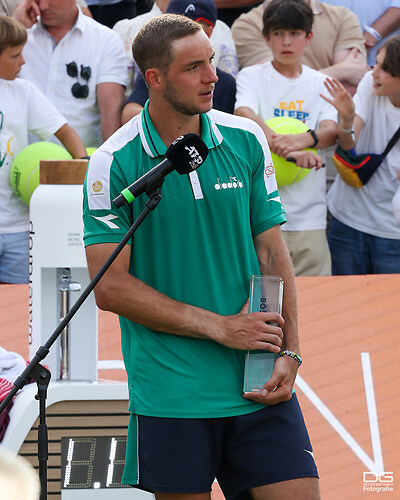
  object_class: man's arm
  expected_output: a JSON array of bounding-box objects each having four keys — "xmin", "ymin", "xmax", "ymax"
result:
[
  {"xmin": 54, "ymin": 123, "xmax": 87, "ymax": 158},
  {"xmin": 235, "ymin": 106, "xmax": 337, "ymax": 155},
  {"xmin": 255, "ymin": 226, "xmax": 298, "ymax": 352},
  {"xmin": 235, "ymin": 107, "xmax": 327, "ymax": 168},
  {"xmin": 121, "ymin": 72, "xmax": 148, "ymax": 124},
  {"xmin": 319, "ymin": 47, "xmax": 370, "ymax": 95},
  {"xmin": 364, "ymin": 7, "xmax": 400, "ymax": 50},
  {"xmin": 121, "ymin": 102, "xmax": 143, "ymax": 124},
  {"xmin": 85, "ymin": 242, "xmax": 284, "ymax": 351},
  {"xmin": 97, "ymin": 82, "xmax": 124, "ymax": 142},
  {"xmin": 316, "ymin": 5, "xmax": 370, "ymax": 94},
  {"xmin": 269, "ymin": 119, "xmax": 337, "ymax": 158},
  {"xmin": 244, "ymin": 225, "xmax": 300, "ymax": 405}
]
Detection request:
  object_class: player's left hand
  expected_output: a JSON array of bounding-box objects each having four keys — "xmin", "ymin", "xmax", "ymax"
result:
[{"xmin": 242, "ymin": 354, "xmax": 299, "ymax": 405}]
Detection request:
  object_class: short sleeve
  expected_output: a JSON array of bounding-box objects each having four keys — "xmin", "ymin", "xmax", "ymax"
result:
[
  {"xmin": 83, "ymin": 149, "xmax": 134, "ymax": 246},
  {"xmin": 333, "ymin": 7, "xmax": 366, "ymax": 55},
  {"xmin": 26, "ymin": 81, "xmax": 67, "ymax": 139},
  {"xmin": 231, "ymin": 4, "xmax": 271, "ymax": 69},
  {"xmin": 96, "ymin": 30, "xmax": 128, "ymax": 87},
  {"xmin": 235, "ymin": 66, "xmax": 261, "ymax": 113},
  {"xmin": 353, "ymin": 71, "xmax": 374, "ymax": 123},
  {"xmin": 244, "ymin": 124, "xmax": 286, "ymax": 235}
]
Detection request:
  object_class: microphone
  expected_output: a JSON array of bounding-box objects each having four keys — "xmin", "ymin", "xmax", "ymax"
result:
[{"xmin": 113, "ymin": 133, "xmax": 208, "ymax": 208}]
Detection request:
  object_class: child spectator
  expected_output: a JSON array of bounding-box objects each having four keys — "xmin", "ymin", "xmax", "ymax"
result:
[
  {"xmin": 323, "ymin": 35, "xmax": 400, "ymax": 274},
  {"xmin": 232, "ymin": 0, "xmax": 369, "ymax": 96},
  {"xmin": 235, "ymin": 0, "xmax": 337, "ymax": 276},
  {"xmin": 0, "ymin": 15, "xmax": 86, "ymax": 284}
]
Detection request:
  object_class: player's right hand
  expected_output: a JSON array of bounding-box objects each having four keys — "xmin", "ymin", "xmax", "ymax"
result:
[{"xmin": 211, "ymin": 311, "xmax": 284, "ymax": 352}]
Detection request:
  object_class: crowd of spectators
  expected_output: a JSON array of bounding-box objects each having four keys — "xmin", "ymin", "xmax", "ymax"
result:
[{"xmin": 0, "ymin": 0, "xmax": 399, "ymax": 283}]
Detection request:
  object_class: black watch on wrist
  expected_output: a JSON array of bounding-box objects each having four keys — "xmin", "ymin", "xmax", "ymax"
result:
[{"xmin": 307, "ymin": 128, "xmax": 319, "ymax": 148}]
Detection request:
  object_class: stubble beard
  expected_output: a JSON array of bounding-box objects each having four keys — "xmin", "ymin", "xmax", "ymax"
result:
[{"xmin": 162, "ymin": 80, "xmax": 212, "ymax": 116}]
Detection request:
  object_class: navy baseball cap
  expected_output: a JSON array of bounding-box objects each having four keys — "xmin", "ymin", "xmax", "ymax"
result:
[{"xmin": 167, "ymin": 0, "xmax": 218, "ymax": 27}]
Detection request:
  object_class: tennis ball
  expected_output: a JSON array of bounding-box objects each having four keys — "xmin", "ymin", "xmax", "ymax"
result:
[
  {"xmin": 10, "ymin": 142, "xmax": 72, "ymax": 204},
  {"xmin": 266, "ymin": 117, "xmax": 317, "ymax": 186},
  {"xmin": 86, "ymin": 147, "xmax": 97, "ymax": 156}
]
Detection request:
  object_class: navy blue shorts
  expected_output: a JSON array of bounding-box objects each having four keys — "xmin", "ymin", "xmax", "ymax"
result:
[{"xmin": 122, "ymin": 394, "xmax": 318, "ymax": 499}]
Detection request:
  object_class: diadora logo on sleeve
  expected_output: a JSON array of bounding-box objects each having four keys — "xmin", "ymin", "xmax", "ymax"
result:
[
  {"xmin": 91, "ymin": 180, "xmax": 104, "ymax": 197},
  {"xmin": 264, "ymin": 163, "xmax": 275, "ymax": 177},
  {"xmin": 90, "ymin": 214, "xmax": 120, "ymax": 229},
  {"xmin": 214, "ymin": 176, "xmax": 243, "ymax": 190}
]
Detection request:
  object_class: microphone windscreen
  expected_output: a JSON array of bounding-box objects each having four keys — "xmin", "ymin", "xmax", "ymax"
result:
[{"xmin": 166, "ymin": 133, "xmax": 208, "ymax": 174}]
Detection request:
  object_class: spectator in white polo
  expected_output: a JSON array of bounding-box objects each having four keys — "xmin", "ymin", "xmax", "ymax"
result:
[{"xmin": 14, "ymin": 0, "xmax": 128, "ymax": 148}]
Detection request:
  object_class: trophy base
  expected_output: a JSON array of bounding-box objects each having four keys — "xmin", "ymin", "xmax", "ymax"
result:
[{"xmin": 243, "ymin": 351, "xmax": 278, "ymax": 393}]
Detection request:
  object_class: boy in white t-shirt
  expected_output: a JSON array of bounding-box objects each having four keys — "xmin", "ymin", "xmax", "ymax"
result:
[
  {"xmin": 235, "ymin": 0, "xmax": 337, "ymax": 276},
  {"xmin": 322, "ymin": 35, "xmax": 400, "ymax": 274},
  {"xmin": 0, "ymin": 15, "xmax": 86, "ymax": 284}
]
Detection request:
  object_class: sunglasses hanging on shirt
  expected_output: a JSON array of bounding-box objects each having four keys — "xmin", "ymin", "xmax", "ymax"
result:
[{"xmin": 66, "ymin": 61, "xmax": 91, "ymax": 99}]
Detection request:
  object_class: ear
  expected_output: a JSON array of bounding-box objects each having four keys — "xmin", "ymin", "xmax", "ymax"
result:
[
  {"xmin": 264, "ymin": 35, "xmax": 271, "ymax": 48},
  {"xmin": 202, "ymin": 24, "xmax": 213, "ymax": 38},
  {"xmin": 145, "ymin": 68, "xmax": 163, "ymax": 90},
  {"xmin": 305, "ymin": 30, "xmax": 313, "ymax": 45}
]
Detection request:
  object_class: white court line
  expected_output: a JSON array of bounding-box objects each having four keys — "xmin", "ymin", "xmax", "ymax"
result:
[
  {"xmin": 361, "ymin": 352, "xmax": 384, "ymax": 472},
  {"xmin": 98, "ymin": 360, "xmax": 125, "ymax": 370},
  {"xmin": 295, "ymin": 352, "xmax": 383, "ymax": 473}
]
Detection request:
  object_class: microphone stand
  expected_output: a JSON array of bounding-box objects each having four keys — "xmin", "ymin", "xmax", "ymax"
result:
[{"xmin": 0, "ymin": 177, "xmax": 164, "ymax": 500}]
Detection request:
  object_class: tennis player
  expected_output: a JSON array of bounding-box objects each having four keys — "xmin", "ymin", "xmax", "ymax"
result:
[{"xmin": 83, "ymin": 13, "xmax": 319, "ymax": 500}]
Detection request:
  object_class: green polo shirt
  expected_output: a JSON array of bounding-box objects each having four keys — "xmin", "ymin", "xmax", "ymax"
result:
[{"xmin": 83, "ymin": 102, "xmax": 286, "ymax": 418}]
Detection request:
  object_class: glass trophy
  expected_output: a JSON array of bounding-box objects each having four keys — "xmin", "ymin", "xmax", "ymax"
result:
[{"xmin": 243, "ymin": 275, "xmax": 284, "ymax": 393}]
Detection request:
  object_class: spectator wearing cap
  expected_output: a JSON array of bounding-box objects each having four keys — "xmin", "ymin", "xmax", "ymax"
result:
[
  {"xmin": 113, "ymin": 0, "xmax": 238, "ymax": 97},
  {"xmin": 121, "ymin": 0, "xmax": 237, "ymax": 122}
]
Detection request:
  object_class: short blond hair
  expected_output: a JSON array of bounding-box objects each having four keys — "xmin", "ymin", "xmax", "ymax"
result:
[
  {"xmin": 0, "ymin": 14, "xmax": 27, "ymax": 55},
  {"xmin": 132, "ymin": 14, "xmax": 201, "ymax": 78},
  {"xmin": 0, "ymin": 447, "xmax": 40, "ymax": 500}
]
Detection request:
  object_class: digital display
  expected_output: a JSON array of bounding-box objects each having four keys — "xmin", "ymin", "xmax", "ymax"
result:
[{"xmin": 61, "ymin": 436, "xmax": 129, "ymax": 489}]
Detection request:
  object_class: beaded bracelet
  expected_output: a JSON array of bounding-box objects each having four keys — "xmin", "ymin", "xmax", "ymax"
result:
[{"xmin": 279, "ymin": 350, "xmax": 303, "ymax": 367}]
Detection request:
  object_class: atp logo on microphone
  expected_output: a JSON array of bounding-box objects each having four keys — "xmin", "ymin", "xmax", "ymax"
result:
[{"xmin": 185, "ymin": 145, "xmax": 204, "ymax": 170}]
